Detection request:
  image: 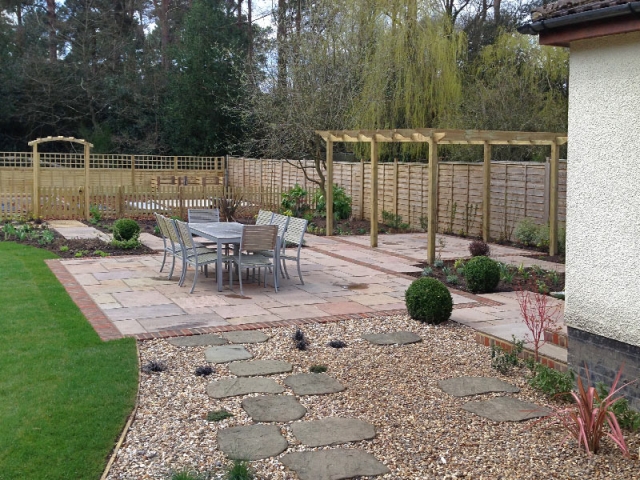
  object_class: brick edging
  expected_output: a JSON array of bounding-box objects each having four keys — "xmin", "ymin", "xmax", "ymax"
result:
[{"xmin": 46, "ymin": 259, "xmax": 124, "ymax": 341}]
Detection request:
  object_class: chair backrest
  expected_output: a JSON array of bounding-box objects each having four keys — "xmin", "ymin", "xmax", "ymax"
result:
[
  {"xmin": 164, "ymin": 216, "xmax": 181, "ymax": 246},
  {"xmin": 174, "ymin": 220, "xmax": 198, "ymax": 256},
  {"xmin": 284, "ymin": 217, "xmax": 308, "ymax": 248},
  {"xmin": 241, "ymin": 225, "xmax": 277, "ymax": 253},
  {"xmin": 188, "ymin": 208, "xmax": 220, "ymax": 223},
  {"xmin": 154, "ymin": 212, "xmax": 169, "ymax": 241},
  {"xmin": 256, "ymin": 210, "xmax": 274, "ymax": 225},
  {"xmin": 270, "ymin": 213, "xmax": 290, "ymax": 238}
]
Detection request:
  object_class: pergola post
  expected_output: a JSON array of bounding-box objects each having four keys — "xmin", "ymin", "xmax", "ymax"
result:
[
  {"xmin": 482, "ymin": 142, "xmax": 492, "ymax": 242},
  {"xmin": 370, "ymin": 138, "xmax": 379, "ymax": 247},
  {"xmin": 549, "ymin": 140, "xmax": 559, "ymax": 256},
  {"xmin": 427, "ymin": 137, "xmax": 439, "ymax": 264},
  {"xmin": 326, "ymin": 139, "xmax": 334, "ymax": 236},
  {"xmin": 32, "ymin": 144, "xmax": 40, "ymax": 219},
  {"xmin": 84, "ymin": 142, "xmax": 91, "ymax": 220}
]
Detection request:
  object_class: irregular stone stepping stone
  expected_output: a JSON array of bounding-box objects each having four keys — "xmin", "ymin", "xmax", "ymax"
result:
[
  {"xmin": 205, "ymin": 345, "xmax": 252, "ymax": 363},
  {"xmin": 167, "ymin": 334, "xmax": 227, "ymax": 347},
  {"xmin": 242, "ymin": 395, "xmax": 307, "ymax": 422},
  {"xmin": 462, "ymin": 396, "xmax": 551, "ymax": 422},
  {"xmin": 285, "ymin": 373, "xmax": 345, "ymax": 395},
  {"xmin": 291, "ymin": 418, "xmax": 376, "ymax": 447},
  {"xmin": 361, "ymin": 331, "xmax": 422, "ymax": 345},
  {"xmin": 222, "ymin": 331, "xmax": 269, "ymax": 344},
  {"xmin": 438, "ymin": 377, "xmax": 520, "ymax": 397},
  {"xmin": 229, "ymin": 360, "xmax": 292, "ymax": 377},
  {"xmin": 280, "ymin": 449, "xmax": 390, "ymax": 480},
  {"xmin": 207, "ymin": 378, "xmax": 284, "ymax": 399},
  {"xmin": 218, "ymin": 424, "xmax": 288, "ymax": 460}
]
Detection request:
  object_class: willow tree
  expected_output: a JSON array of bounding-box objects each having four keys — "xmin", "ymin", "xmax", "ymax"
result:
[{"xmin": 351, "ymin": 0, "xmax": 466, "ymax": 160}]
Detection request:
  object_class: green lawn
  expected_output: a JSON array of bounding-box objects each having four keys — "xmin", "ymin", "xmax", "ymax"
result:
[{"xmin": 0, "ymin": 242, "xmax": 138, "ymax": 480}]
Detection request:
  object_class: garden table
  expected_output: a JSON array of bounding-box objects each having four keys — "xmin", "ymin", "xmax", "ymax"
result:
[{"xmin": 189, "ymin": 222, "xmax": 281, "ymax": 292}]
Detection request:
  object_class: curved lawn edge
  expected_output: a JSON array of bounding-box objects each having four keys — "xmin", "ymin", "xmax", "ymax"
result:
[{"xmin": 0, "ymin": 242, "xmax": 138, "ymax": 480}]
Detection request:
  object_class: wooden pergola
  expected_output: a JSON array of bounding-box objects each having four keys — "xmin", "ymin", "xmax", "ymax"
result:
[
  {"xmin": 28, "ymin": 136, "xmax": 94, "ymax": 220},
  {"xmin": 316, "ymin": 128, "xmax": 568, "ymax": 264}
]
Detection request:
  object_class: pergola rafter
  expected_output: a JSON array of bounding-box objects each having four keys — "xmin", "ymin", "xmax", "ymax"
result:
[{"xmin": 316, "ymin": 128, "xmax": 567, "ymax": 264}]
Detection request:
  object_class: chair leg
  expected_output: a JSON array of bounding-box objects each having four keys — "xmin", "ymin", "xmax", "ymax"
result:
[
  {"xmin": 160, "ymin": 251, "xmax": 167, "ymax": 272},
  {"xmin": 238, "ymin": 263, "xmax": 244, "ymax": 296},
  {"xmin": 168, "ymin": 254, "xmax": 176, "ymax": 279},
  {"xmin": 190, "ymin": 262, "xmax": 199, "ymax": 293},
  {"xmin": 282, "ymin": 258, "xmax": 290, "ymax": 279},
  {"xmin": 179, "ymin": 259, "xmax": 188, "ymax": 287},
  {"xmin": 296, "ymin": 258, "xmax": 304, "ymax": 285}
]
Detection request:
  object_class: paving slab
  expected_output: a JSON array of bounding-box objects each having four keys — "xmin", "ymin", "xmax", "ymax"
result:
[
  {"xmin": 280, "ymin": 449, "xmax": 390, "ymax": 480},
  {"xmin": 205, "ymin": 345, "xmax": 253, "ymax": 363},
  {"xmin": 462, "ymin": 396, "xmax": 551, "ymax": 422},
  {"xmin": 291, "ymin": 418, "xmax": 376, "ymax": 447},
  {"xmin": 284, "ymin": 373, "xmax": 345, "ymax": 396},
  {"xmin": 207, "ymin": 378, "xmax": 285, "ymax": 399},
  {"xmin": 438, "ymin": 377, "xmax": 520, "ymax": 397},
  {"xmin": 229, "ymin": 360, "xmax": 293, "ymax": 377},
  {"xmin": 217, "ymin": 424, "xmax": 288, "ymax": 460},
  {"xmin": 361, "ymin": 331, "xmax": 422, "ymax": 345},
  {"xmin": 242, "ymin": 395, "xmax": 307, "ymax": 422},
  {"xmin": 167, "ymin": 334, "xmax": 228, "ymax": 347},
  {"xmin": 221, "ymin": 331, "xmax": 270, "ymax": 344}
]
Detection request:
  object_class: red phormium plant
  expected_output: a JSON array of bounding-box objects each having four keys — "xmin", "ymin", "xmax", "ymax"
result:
[
  {"xmin": 555, "ymin": 366, "xmax": 632, "ymax": 457},
  {"xmin": 515, "ymin": 280, "xmax": 561, "ymax": 362}
]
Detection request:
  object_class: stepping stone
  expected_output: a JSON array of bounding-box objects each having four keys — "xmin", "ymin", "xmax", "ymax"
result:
[
  {"xmin": 222, "ymin": 331, "xmax": 269, "ymax": 344},
  {"xmin": 207, "ymin": 378, "xmax": 284, "ymax": 399},
  {"xmin": 167, "ymin": 334, "xmax": 227, "ymax": 347},
  {"xmin": 242, "ymin": 395, "xmax": 307, "ymax": 422},
  {"xmin": 438, "ymin": 377, "xmax": 520, "ymax": 397},
  {"xmin": 205, "ymin": 345, "xmax": 252, "ymax": 363},
  {"xmin": 462, "ymin": 396, "xmax": 551, "ymax": 422},
  {"xmin": 229, "ymin": 360, "xmax": 293, "ymax": 377},
  {"xmin": 280, "ymin": 450, "xmax": 390, "ymax": 480},
  {"xmin": 218, "ymin": 424, "xmax": 288, "ymax": 460},
  {"xmin": 361, "ymin": 331, "xmax": 422, "ymax": 345},
  {"xmin": 291, "ymin": 418, "xmax": 376, "ymax": 447},
  {"xmin": 285, "ymin": 373, "xmax": 345, "ymax": 396}
]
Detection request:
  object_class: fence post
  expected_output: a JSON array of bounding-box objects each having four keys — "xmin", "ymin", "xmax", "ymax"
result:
[
  {"xmin": 174, "ymin": 156, "xmax": 178, "ymax": 173},
  {"xmin": 116, "ymin": 186, "xmax": 123, "ymax": 217},
  {"xmin": 32, "ymin": 144, "xmax": 40, "ymax": 218},
  {"xmin": 179, "ymin": 185, "xmax": 185, "ymax": 220},
  {"xmin": 370, "ymin": 139, "xmax": 378, "ymax": 247},
  {"xmin": 427, "ymin": 137, "xmax": 439, "ymax": 264},
  {"xmin": 482, "ymin": 142, "xmax": 492, "ymax": 242},
  {"xmin": 358, "ymin": 158, "xmax": 365, "ymax": 220},
  {"xmin": 393, "ymin": 158, "xmax": 399, "ymax": 217},
  {"xmin": 84, "ymin": 143, "xmax": 90, "ymax": 220},
  {"xmin": 131, "ymin": 155, "xmax": 135, "ymax": 186},
  {"xmin": 326, "ymin": 141, "xmax": 334, "ymax": 236},
  {"xmin": 549, "ymin": 141, "xmax": 559, "ymax": 257}
]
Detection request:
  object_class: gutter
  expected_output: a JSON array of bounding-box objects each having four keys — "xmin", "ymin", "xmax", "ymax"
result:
[{"xmin": 518, "ymin": 1, "xmax": 640, "ymax": 34}]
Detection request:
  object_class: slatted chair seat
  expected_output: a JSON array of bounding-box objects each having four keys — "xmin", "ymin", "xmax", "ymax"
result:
[{"xmin": 279, "ymin": 216, "xmax": 308, "ymax": 285}]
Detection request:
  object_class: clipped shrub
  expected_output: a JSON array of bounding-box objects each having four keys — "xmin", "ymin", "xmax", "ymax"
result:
[
  {"xmin": 328, "ymin": 340, "xmax": 347, "ymax": 348},
  {"xmin": 113, "ymin": 218, "xmax": 140, "ymax": 241},
  {"xmin": 405, "ymin": 277, "xmax": 453, "ymax": 324},
  {"xmin": 310, "ymin": 365, "xmax": 327, "ymax": 373},
  {"xmin": 314, "ymin": 185, "xmax": 352, "ymax": 220},
  {"xmin": 207, "ymin": 409, "xmax": 234, "ymax": 422},
  {"xmin": 464, "ymin": 256, "xmax": 500, "ymax": 293},
  {"xmin": 195, "ymin": 365, "xmax": 214, "ymax": 377},
  {"xmin": 469, "ymin": 239, "xmax": 490, "ymax": 257},
  {"xmin": 141, "ymin": 360, "xmax": 167, "ymax": 373},
  {"xmin": 514, "ymin": 218, "xmax": 539, "ymax": 246}
]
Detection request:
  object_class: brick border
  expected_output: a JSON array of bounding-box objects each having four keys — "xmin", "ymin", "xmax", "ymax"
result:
[
  {"xmin": 474, "ymin": 331, "xmax": 568, "ymax": 371},
  {"xmin": 46, "ymin": 259, "xmax": 124, "ymax": 341}
]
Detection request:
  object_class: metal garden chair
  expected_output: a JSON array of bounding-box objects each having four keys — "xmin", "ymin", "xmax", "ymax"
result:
[
  {"xmin": 155, "ymin": 213, "xmax": 209, "ymax": 280},
  {"xmin": 255, "ymin": 209, "xmax": 274, "ymax": 225},
  {"xmin": 279, "ymin": 216, "xmax": 309, "ymax": 285},
  {"xmin": 226, "ymin": 225, "xmax": 279, "ymax": 295},
  {"xmin": 173, "ymin": 219, "xmax": 220, "ymax": 293}
]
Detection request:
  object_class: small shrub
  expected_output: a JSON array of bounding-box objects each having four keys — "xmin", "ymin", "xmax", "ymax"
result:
[
  {"xmin": 314, "ymin": 185, "xmax": 352, "ymax": 220},
  {"xmin": 281, "ymin": 184, "xmax": 309, "ymax": 217},
  {"xmin": 381, "ymin": 211, "xmax": 408, "ymax": 230},
  {"xmin": 464, "ymin": 256, "xmax": 500, "ymax": 293},
  {"xmin": 112, "ymin": 218, "xmax": 141, "ymax": 241},
  {"xmin": 446, "ymin": 275, "xmax": 459, "ymax": 285},
  {"xmin": 59, "ymin": 245, "xmax": 69, "ymax": 252},
  {"xmin": 141, "ymin": 360, "xmax": 167, "ymax": 373},
  {"xmin": 93, "ymin": 249, "xmax": 109, "ymax": 257},
  {"xmin": 74, "ymin": 251, "xmax": 86, "ymax": 258},
  {"xmin": 491, "ymin": 336, "xmax": 524, "ymax": 374},
  {"xmin": 293, "ymin": 328, "xmax": 309, "ymax": 350},
  {"xmin": 469, "ymin": 239, "xmax": 490, "ymax": 257},
  {"xmin": 38, "ymin": 229, "xmax": 55, "ymax": 245},
  {"xmin": 111, "ymin": 237, "xmax": 142, "ymax": 249},
  {"xmin": 536, "ymin": 225, "xmax": 550, "ymax": 249},
  {"xmin": 170, "ymin": 470, "xmax": 211, "ymax": 480},
  {"xmin": 207, "ymin": 409, "xmax": 234, "ymax": 422},
  {"xmin": 529, "ymin": 363, "xmax": 575, "ymax": 401},
  {"xmin": 309, "ymin": 365, "xmax": 327, "ymax": 373},
  {"xmin": 226, "ymin": 460, "xmax": 254, "ymax": 480},
  {"xmin": 89, "ymin": 204, "xmax": 102, "ymax": 225},
  {"xmin": 421, "ymin": 267, "xmax": 433, "ymax": 277},
  {"xmin": 405, "ymin": 277, "xmax": 453, "ymax": 324},
  {"xmin": 195, "ymin": 365, "xmax": 214, "ymax": 377},
  {"xmin": 433, "ymin": 258, "xmax": 444, "ymax": 268},
  {"xmin": 514, "ymin": 218, "xmax": 539, "ymax": 246},
  {"xmin": 328, "ymin": 340, "xmax": 347, "ymax": 348}
]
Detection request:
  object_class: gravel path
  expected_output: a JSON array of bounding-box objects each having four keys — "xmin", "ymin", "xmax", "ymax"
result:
[{"xmin": 106, "ymin": 315, "xmax": 640, "ymax": 479}]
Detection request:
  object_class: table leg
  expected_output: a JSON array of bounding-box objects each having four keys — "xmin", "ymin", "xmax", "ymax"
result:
[{"xmin": 216, "ymin": 241, "xmax": 223, "ymax": 292}]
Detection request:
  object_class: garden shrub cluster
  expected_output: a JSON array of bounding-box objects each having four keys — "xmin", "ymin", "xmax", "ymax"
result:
[
  {"xmin": 111, "ymin": 218, "xmax": 141, "ymax": 249},
  {"xmin": 405, "ymin": 277, "xmax": 453, "ymax": 324},
  {"xmin": 464, "ymin": 256, "xmax": 500, "ymax": 293},
  {"xmin": 514, "ymin": 218, "xmax": 566, "ymax": 254}
]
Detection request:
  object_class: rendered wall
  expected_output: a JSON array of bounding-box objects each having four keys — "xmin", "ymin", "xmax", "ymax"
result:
[{"xmin": 566, "ymin": 32, "xmax": 640, "ymax": 347}]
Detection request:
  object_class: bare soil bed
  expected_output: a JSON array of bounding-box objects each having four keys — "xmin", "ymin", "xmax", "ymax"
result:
[{"xmin": 106, "ymin": 315, "xmax": 639, "ymax": 479}]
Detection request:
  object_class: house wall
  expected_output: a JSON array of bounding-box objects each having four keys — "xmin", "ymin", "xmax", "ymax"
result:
[{"xmin": 566, "ymin": 31, "xmax": 640, "ymax": 405}]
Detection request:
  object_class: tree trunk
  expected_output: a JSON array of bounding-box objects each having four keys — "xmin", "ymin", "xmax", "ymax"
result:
[
  {"xmin": 46, "ymin": 0, "xmax": 56, "ymax": 61},
  {"xmin": 276, "ymin": 0, "xmax": 287, "ymax": 93}
]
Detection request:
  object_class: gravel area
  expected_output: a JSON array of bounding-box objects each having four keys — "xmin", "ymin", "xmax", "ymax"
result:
[{"xmin": 106, "ymin": 315, "xmax": 640, "ymax": 479}]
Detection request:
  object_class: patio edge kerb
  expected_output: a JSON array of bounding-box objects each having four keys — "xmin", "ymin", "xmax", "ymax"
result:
[{"xmin": 45, "ymin": 259, "xmax": 124, "ymax": 341}]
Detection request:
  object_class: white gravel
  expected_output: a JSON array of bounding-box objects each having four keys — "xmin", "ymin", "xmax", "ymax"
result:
[{"xmin": 106, "ymin": 315, "xmax": 640, "ymax": 479}]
